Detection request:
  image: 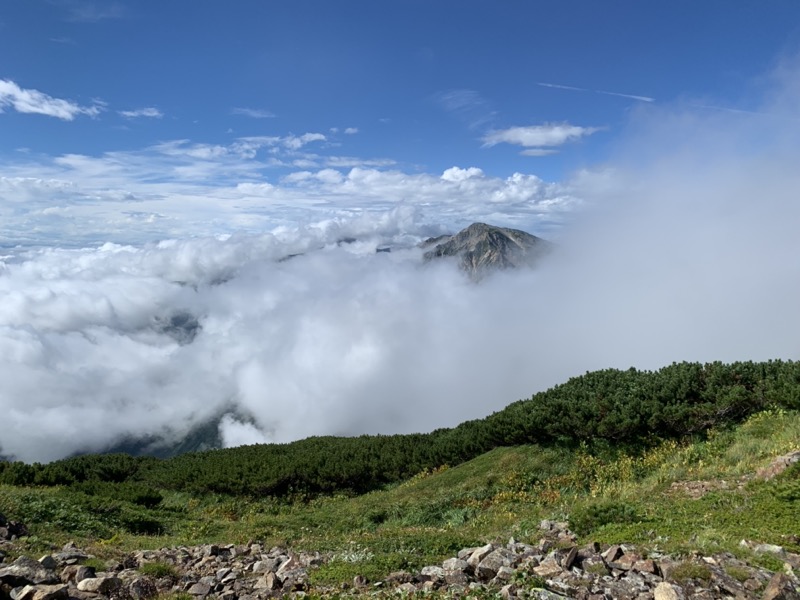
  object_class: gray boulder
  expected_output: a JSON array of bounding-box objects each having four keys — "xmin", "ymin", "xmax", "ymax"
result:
[
  {"xmin": 11, "ymin": 584, "xmax": 68, "ymax": 600},
  {"xmin": 0, "ymin": 557, "xmax": 59, "ymax": 587},
  {"xmin": 76, "ymin": 576, "xmax": 122, "ymax": 594}
]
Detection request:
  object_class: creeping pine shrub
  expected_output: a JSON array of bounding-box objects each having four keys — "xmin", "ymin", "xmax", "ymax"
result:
[
  {"xmin": 569, "ymin": 500, "xmax": 640, "ymax": 536},
  {"xmin": 71, "ymin": 481, "xmax": 163, "ymax": 509},
  {"xmin": 773, "ymin": 461, "xmax": 800, "ymax": 502},
  {"xmin": 14, "ymin": 493, "xmax": 111, "ymax": 537},
  {"xmin": 774, "ymin": 480, "xmax": 800, "ymax": 502}
]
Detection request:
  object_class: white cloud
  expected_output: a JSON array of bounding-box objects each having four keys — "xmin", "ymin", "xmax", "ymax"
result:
[
  {"xmin": 314, "ymin": 168, "xmax": 345, "ymax": 184},
  {"xmin": 0, "ymin": 79, "xmax": 101, "ymax": 120},
  {"xmin": 441, "ymin": 166, "xmax": 484, "ymax": 182},
  {"xmin": 281, "ymin": 171, "xmax": 313, "ymax": 183},
  {"xmin": 0, "ymin": 138, "xmax": 577, "ymax": 246},
  {"xmin": 282, "ymin": 168, "xmax": 345, "ymax": 185},
  {"xmin": 231, "ymin": 107, "xmax": 276, "ymax": 119},
  {"xmin": 283, "ymin": 133, "xmax": 327, "ymax": 150},
  {"xmin": 119, "ymin": 107, "xmax": 163, "ymax": 119},
  {"xmin": 344, "ymin": 127, "xmax": 358, "ymax": 135},
  {"xmin": 483, "ymin": 123, "xmax": 601, "ymax": 151}
]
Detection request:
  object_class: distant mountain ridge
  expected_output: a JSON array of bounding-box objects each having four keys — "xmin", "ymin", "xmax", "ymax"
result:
[{"xmin": 422, "ymin": 222, "xmax": 551, "ymax": 278}]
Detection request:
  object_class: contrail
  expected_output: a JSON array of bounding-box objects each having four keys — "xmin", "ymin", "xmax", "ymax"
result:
[
  {"xmin": 538, "ymin": 82, "xmax": 654, "ymax": 102},
  {"xmin": 596, "ymin": 90, "xmax": 655, "ymax": 102}
]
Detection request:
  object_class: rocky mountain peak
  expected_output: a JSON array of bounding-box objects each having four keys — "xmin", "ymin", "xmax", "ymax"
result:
[{"xmin": 422, "ymin": 222, "xmax": 551, "ymax": 279}]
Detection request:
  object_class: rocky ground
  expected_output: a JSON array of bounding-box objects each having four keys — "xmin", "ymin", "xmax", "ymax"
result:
[{"xmin": 2, "ymin": 517, "xmax": 799, "ymax": 600}]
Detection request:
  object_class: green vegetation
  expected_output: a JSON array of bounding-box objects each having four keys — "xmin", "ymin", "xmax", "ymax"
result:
[
  {"xmin": 1, "ymin": 360, "xmax": 799, "ymax": 584},
  {"xmin": 138, "ymin": 562, "xmax": 179, "ymax": 579},
  {"xmin": 3, "ymin": 360, "xmax": 799, "ymax": 498},
  {"xmin": 669, "ymin": 562, "xmax": 713, "ymax": 584}
]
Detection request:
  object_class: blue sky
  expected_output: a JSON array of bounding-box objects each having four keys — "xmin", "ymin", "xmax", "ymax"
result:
[{"xmin": 2, "ymin": 0, "xmax": 800, "ymax": 246}]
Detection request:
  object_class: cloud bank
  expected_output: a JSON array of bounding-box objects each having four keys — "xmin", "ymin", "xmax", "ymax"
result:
[
  {"xmin": 0, "ymin": 145, "xmax": 577, "ymax": 247},
  {"xmin": 2, "ymin": 58, "xmax": 800, "ymax": 464}
]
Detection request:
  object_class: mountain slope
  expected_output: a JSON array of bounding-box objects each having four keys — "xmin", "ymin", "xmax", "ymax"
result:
[{"xmin": 422, "ymin": 222, "xmax": 551, "ymax": 278}]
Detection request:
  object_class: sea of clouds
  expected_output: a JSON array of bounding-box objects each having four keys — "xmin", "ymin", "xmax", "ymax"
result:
[{"xmin": 2, "ymin": 59, "xmax": 800, "ymax": 463}]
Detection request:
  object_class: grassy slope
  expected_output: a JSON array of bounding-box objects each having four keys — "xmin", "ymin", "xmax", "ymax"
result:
[{"xmin": 1, "ymin": 409, "xmax": 799, "ymax": 584}]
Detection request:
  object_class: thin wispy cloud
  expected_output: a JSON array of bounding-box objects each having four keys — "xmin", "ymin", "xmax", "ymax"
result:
[
  {"xmin": 483, "ymin": 123, "xmax": 601, "ymax": 156},
  {"xmin": 538, "ymin": 82, "xmax": 655, "ymax": 103},
  {"xmin": 520, "ymin": 148, "xmax": 558, "ymax": 157},
  {"xmin": 0, "ymin": 79, "xmax": 101, "ymax": 120},
  {"xmin": 436, "ymin": 89, "xmax": 496, "ymax": 130},
  {"xmin": 119, "ymin": 107, "xmax": 163, "ymax": 119},
  {"xmin": 330, "ymin": 127, "xmax": 359, "ymax": 135},
  {"xmin": 687, "ymin": 103, "xmax": 792, "ymax": 118},
  {"xmin": 324, "ymin": 156, "xmax": 394, "ymax": 168},
  {"xmin": 231, "ymin": 107, "xmax": 276, "ymax": 119},
  {"xmin": 58, "ymin": 0, "xmax": 128, "ymax": 22}
]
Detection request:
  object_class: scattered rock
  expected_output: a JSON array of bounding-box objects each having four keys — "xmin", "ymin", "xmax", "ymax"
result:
[
  {"xmin": 184, "ymin": 582, "xmax": 209, "ymax": 596},
  {"xmin": 756, "ymin": 544, "xmax": 787, "ymax": 556},
  {"xmin": 757, "ymin": 451, "xmax": 800, "ymax": 481},
  {"xmin": 12, "ymin": 584, "xmax": 68, "ymax": 600},
  {"xmin": 76, "ymin": 577, "xmax": 122, "ymax": 594},
  {"xmin": 0, "ymin": 524, "xmax": 795, "ymax": 599},
  {"xmin": 0, "ymin": 515, "xmax": 28, "ymax": 542},
  {"xmin": 127, "ymin": 576, "xmax": 158, "ymax": 600},
  {"xmin": 763, "ymin": 572, "xmax": 800, "ymax": 600},
  {"xmin": 654, "ymin": 581, "xmax": 682, "ymax": 600},
  {"xmin": 466, "ymin": 543, "xmax": 494, "ymax": 568},
  {"xmin": 0, "ymin": 557, "xmax": 59, "ymax": 586}
]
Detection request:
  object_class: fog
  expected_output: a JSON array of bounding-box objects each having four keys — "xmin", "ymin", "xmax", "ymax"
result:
[{"xmin": 3, "ymin": 63, "xmax": 800, "ymax": 463}]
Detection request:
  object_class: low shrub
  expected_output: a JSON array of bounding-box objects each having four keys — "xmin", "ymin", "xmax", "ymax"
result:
[
  {"xmin": 569, "ymin": 500, "xmax": 640, "ymax": 536},
  {"xmin": 669, "ymin": 561, "xmax": 712, "ymax": 584},
  {"xmin": 139, "ymin": 561, "xmax": 178, "ymax": 579}
]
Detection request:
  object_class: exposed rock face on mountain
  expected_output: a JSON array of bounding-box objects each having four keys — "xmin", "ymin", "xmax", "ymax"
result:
[{"xmin": 422, "ymin": 222, "xmax": 551, "ymax": 279}]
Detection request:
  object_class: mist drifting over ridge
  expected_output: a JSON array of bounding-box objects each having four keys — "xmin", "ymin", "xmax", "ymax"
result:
[{"xmin": 3, "ymin": 59, "xmax": 800, "ymax": 463}]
